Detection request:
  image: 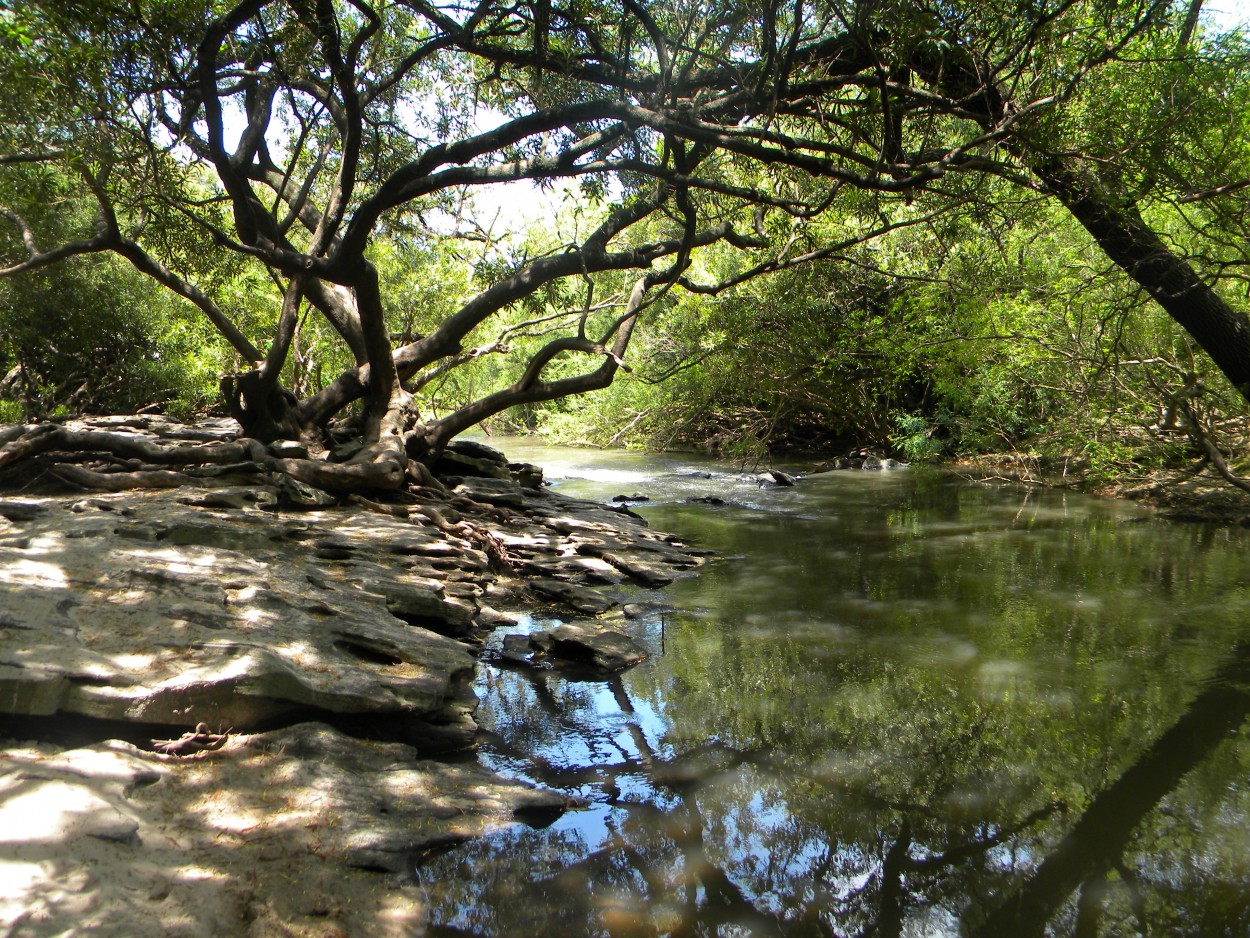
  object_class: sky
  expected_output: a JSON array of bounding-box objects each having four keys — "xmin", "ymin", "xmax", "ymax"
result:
[{"xmin": 1205, "ymin": 0, "xmax": 1250, "ymax": 29}]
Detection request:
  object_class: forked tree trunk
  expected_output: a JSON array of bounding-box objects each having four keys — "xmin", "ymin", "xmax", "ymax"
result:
[{"xmin": 219, "ymin": 370, "xmax": 303, "ymax": 443}]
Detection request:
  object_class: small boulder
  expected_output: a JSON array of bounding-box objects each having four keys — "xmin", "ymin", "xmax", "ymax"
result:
[
  {"xmin": 447, "ymin": 439, "xmax": 508, "ymax": 463},
  {"xmin": 436, "ymin": 440, "xmax": 512, "ymax": 480},
  {"xmin": 509, "ymin": 462, "xmax": 545, "ymax": 489},
  {"xmin": 0, "ymin": 500, "xmax": 45, "ymax": 522},
  {"xmin": 529, "ymin": 623, "xmax": 648, "ymax": 674},
  {"xmin": 500, "ymin": 632, "xmax": 538, "ymax": 666},
  {"xmin": 756, "ymin": 469, "xmax": 798, "ymax": 486},
  {"xmin": 268, "ymin": 439, "xmax": 309, "ymax": 459},
  {"xmin": 276, "ymin": 474, "xmax": 338, "ymax": 506}
]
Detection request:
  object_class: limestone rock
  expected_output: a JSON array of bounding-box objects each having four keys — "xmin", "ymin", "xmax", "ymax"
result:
[
  {"xmin": 0, "ymin": 416, "xmax": 707, "ymax": 750},
  {"xmin": 0, "ymin": 490, "xmax": 478, "ymax": 741},
  {"xmin": 0, "ymin": 499, "xmax": 44, "ymax": 522},
  {"xmin": 435, "ymin": 440, "xmax": 513, "ymax": 481},
  {"xmin": 527, "ymin": 577, "xmax": 619, "ymax": 615},
  {"xmin": 0, "ymin": 723, "xmax": 575, "ymax": 937},
  {"xmin": 508, "ymin": 461, "xmax": 545, "ymax": 489},
  {"xmin": 447, "ymin": 439, "xmax": 509, "ymax": 464},
  {"xmin": 500, "ymin": 632, "xmax": 538, "ymax": 666},
  {"xmin": 529, "ymin": 623, "xmax": 649, "ymax": 673},
  {"xmin": 453, "ymin": 476, "xmax": 525, "ymax": 506},
  {"xmin": 599, "ymin": 551, "xmax": 676, "ymax": 587},
  {"xmin": 756, "ymin": 469, "xmax": 798, "ymax": 486}
]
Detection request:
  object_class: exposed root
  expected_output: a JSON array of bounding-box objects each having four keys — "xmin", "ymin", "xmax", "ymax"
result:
[
  {"xmin": 0, "ymin": 419, "xmax": 408, "ymax": 497},
  {"xmin": 410, "ymin": 502, "xmax": 515, "ymax": 572},
  {"xmin": 49, "ymin": 464, "xmax": 192, "ymax": 490},
  {"xmin": 151, "ymin": 723, "xmax": 232, "ymax": 757}
]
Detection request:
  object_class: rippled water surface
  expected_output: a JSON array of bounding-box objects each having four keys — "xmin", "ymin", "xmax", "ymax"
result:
[{"xmin": 416, "ymin": 442, "xmax": 1250, "ymax": 936}]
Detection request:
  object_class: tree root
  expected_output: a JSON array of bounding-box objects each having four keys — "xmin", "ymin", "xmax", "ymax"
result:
[
  {"xmin": 0, "ymin": 425, "xmax": 266, "ymax": 471},
  {"xmin": 151, "ymin": 723, "xmax": 231, "ymax": 757},
  {"xmin": 0, "ymin": 419, "xmax": 522, "ymax": 571},
  {"xmin": 410, "ymin": 502, "xmax": 514, "ymax": 572},
  {"xmin": 49, "ymin": 464, "xmax": 192, "ymax": 490},
  {"xmin": 0, "ymin": 422, "xmax": 408, "ymax": 496}
]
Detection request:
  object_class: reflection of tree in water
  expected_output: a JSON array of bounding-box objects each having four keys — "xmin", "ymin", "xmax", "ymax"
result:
[
  {"xmin": 418, "ymin": 636, "xmax": 1250, "ymax": 936},
  {"xmin": 970, "ymin": 639, "xmax": 1250, "ymax": 938}
]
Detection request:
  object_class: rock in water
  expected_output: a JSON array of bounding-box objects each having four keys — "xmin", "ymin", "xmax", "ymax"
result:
[
  {"xmin": 529, "ymin": 623, "xmax": 649, "ymax": 674},
  {"xmin": 755, "ymin": 469, "xmax": 798, "ymax": 486}
]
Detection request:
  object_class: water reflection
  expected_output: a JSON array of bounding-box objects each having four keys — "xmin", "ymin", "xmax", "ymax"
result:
[{"xmin": 415, "ymin": 444, "xmax": 1250, "ymax": 935}]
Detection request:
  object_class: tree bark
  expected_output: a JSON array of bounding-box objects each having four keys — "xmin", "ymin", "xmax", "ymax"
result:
[{"xmin": 1034, "ymin": 158, "xmax": 1250, "ymax": 402}]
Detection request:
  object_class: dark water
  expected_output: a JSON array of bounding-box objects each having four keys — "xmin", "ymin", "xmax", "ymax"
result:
[{"xmin": 415, "ymin": 443, "xmax": 1250, "ymax": 936}]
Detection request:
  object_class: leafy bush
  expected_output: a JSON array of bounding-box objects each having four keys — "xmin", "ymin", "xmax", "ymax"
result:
[{"xmin": 0, "ymin": 257, "xmax": 225, "ymax": 420}]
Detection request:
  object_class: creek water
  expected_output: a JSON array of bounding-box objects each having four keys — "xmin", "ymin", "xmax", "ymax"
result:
[{"xmin": 415, "ymin": 441, "xmax": 1250, "ymax": 936}]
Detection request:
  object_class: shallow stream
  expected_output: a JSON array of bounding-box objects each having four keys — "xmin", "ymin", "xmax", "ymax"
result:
[{"xmin": 417, "ymin": 442, "xmax": 1250, "ymax": 936}]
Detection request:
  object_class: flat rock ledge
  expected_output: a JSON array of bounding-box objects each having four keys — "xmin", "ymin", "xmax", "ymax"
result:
[
  {"xmin": 0, "ymin": 722, "xmax": 573, "ymax": 937},
  {"xmin": 0, "ymin": 417, "xmax": 705, "ymax": 935},
  {"xmin": 0, "ymin": 473, "xmax": 700, "ymax": 742}
]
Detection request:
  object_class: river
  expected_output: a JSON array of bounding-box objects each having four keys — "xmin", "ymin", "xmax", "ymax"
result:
[{"xmin": 415, "ymin": 441, "xmax": 1250, "ymax": 936}]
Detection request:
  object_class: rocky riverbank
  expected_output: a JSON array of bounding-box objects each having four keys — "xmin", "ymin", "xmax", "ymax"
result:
[
  {"xmin": 946, "ymin": 452, "xmax": 1250, "ymax": 525},
  {"xmin": 0, "ymin": 416, "xmax": 705, "ymax": 936}
]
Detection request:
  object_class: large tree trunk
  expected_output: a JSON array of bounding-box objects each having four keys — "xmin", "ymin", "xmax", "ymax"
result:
[
  {"xmin": 219, "ymin": 370, "xmax": 303, "ymax": 443},
  {"xmin": 1035, "ymin": 158, "xmax": 1250, "ymax": 401}
]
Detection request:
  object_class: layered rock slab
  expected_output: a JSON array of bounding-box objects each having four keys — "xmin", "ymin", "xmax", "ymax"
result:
[
  {"xmin": 0, "ymin": 465, "xmax": 704, "ymax": 741},
  {"xmin": 0, "ymin": 491, "xmax": 481, "ymax": 742},
  {"xmin": 0, "ymin": 416, "xmax": 710, "ymax": 935},
  {"xmin": 0, "ymin": 722, "xmax": 571, "ymax": 937}
]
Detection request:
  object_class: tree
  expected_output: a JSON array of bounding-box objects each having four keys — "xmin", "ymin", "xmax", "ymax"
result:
[{"xmin": 1, "ymin": 0, "xmax": 1247, "ymax": 491}]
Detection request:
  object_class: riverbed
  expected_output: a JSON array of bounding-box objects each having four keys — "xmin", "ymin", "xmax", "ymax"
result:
[{"xmin": 417, "ymin": 440, "xmax": 1250, "ymax": 936}]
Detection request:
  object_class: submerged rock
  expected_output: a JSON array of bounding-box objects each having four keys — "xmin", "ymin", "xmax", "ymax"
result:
[
  {"xmin": 622, "ymin": 600, "xmax": 680, "ymax": 620},
  {"xmin": 862, "ymin": 455, "xmax": 906, "ymax": 471},
  {"xmin": 689, "ymin": 495, "xmax": 726, "ymax": 505}
]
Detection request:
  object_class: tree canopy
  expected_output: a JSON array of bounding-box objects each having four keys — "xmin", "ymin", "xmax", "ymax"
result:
[{"xmin": 2, "ymin": 0, "xmax": 1249, "ymax": 488}]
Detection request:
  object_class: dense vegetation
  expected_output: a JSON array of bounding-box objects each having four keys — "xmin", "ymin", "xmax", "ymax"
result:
[{"xmin": 2, "ymin": 0, "xmax": 1249, "ymax": 488}]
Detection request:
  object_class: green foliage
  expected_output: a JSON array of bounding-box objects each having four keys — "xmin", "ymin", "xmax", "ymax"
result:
[
  {"xmin": 0, "ymin": 257, "xmax": 223, "ymax": 419},
  {"xmin": 523, "ymin": 174, "xmax": 1242, "ymax": 472},
  {"xmin": 0, "ymin": 0, "xmax": 1247, "ymax": 475},
  {"xmin": 891, "ymin": 412, "xmax": 944, "ymax": 462}
]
